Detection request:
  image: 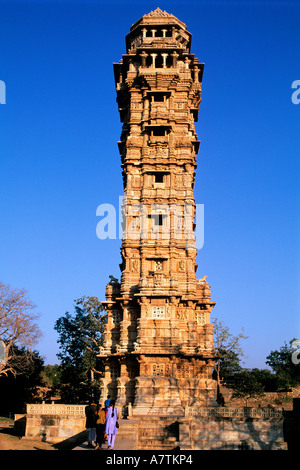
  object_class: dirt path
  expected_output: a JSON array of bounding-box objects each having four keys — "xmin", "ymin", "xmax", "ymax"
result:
[{"xmin": 0, "ymin": 425, "xmax": 56, "ymax": 450}]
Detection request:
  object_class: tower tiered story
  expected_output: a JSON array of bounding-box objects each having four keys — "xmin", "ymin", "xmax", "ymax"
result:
[{"xmin": 99, "ymin": 8, "xmax": 217, "ymax": 416}]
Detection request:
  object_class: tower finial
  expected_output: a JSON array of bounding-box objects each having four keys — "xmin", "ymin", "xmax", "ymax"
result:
[{"xmin": 145, "ymin": 7, "xmax": 172, "ymax": 17}]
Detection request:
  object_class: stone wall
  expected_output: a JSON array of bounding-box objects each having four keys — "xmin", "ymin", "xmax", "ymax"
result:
[
  {"xmin": 23, "ymin": 403, "xmax": 289, "ymax": 450},
  {"xmin": 179, "ymin": 407, "xmax": 287, "ymax": 450},
  {"xmin": 24, "ymin": 404, "xmax": 86, "ymax": 443}
]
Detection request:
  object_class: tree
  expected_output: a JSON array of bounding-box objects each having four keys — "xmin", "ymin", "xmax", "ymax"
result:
[
  {"xmin": 217, "ymin": 348, "xmax": 243, "ymax": 381},
  {"xmin": 212, "ymin": 318, "xmax": 248, "ymax": 395},
  {"xmin": 0, "ymin": 347, "xmax": 45, "ymax": 414},
  {"xmin": 266, "ymin": 339, "xmax": 300, "ymax": 389},
  {"xmin": 0, "ymin": 281, "xmax": 42, "ymax": 377},
  {"xmin": 54, "ymin": 296, "xmax": 107, "ymax": 402},
  {"xmin": 231, "ymin": 369, "xmax": 265, "ymax": 405},
  {"xmin": 248, "ymin": 368, "xmax": 279, "ymax": 392},
  {"xmin": 41, "ymin": 364, "xmax": 62, "ymax": 388}
]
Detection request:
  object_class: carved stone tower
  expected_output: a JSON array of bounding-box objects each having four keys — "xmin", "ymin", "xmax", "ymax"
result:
[{"xmin": 99, "ymin": 8, "xmax": 217, "ymax": 416}]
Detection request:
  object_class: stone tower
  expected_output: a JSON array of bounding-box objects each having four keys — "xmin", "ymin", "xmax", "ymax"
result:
[{"xmin": 99, "ymin": 8, "xmax": 217, "ymax": 416}]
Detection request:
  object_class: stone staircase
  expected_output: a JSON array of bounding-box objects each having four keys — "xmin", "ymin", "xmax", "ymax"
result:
[
  {"xmin": 114, "ymin": 419, "xmax": 138, "ymax": 450},
  {"xmin": 73, "ymin": 417, "xmax": 180, "ymax": 450},
  {"xmin": 134, "ymin": 417, "xmax": 180, "ymax": 450}
]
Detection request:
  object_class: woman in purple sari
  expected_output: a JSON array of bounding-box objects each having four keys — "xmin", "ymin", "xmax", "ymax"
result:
[{"xmin": 105, "ymin": 400, "xmax": 119, "ymax": 449}]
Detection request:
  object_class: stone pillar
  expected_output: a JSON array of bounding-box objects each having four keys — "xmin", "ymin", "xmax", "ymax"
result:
[
  {"xmin": 140, "ymin": 51, "xmax": 148, "ymax": 67},
  {"xmin": 142, "ymin": 93, "xmax": 149, "ymax": 120},
  {"xmin": 151, "ymin": 53, "xmax": 157, "ymax": 68},
  {"xmin": 119, "ymin": 301, "xmax": 129, "ymax": 350},
  {"xmin": 194, "ymin": 65, "xmax": 199, "ymax": 83},
  {"xmin": 171, "ymin": 51, "xmax": 179, "ymax": 68},
  {"xmin": 161, "ymin": 53, "xmax": 168, "ymax": 68},
  {"xmin": 115, "ymin": 361, "xmax": 128, "ymax": 410}
]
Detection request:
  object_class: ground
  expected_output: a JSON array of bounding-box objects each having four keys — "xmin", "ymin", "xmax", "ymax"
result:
[
  {"xmin": 0, "ymin": 417, "xmax": 75, "ymax": 450},
  {"xmin": 0, "ymin": 423, "xmax": 56, "ymax": 450}
]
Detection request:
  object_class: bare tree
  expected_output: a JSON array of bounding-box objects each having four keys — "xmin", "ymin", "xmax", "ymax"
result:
[
  {"xmin": 0, "ymin": 281, "xmax": 42, "ymax": 377},
  {"xmin": 212, "ymin": 317, "xmax": 248, "ymax": 394}
]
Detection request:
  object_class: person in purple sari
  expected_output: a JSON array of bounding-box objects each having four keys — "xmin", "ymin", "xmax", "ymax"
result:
[{"xmin": 105, "ymin": 400, "xmax": 119, "ymax": 449}]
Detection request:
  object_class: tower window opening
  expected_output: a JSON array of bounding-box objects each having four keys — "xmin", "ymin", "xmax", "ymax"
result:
[
  {"xmin": 152, "ymin": 306, "xmax": 165, "ymax": 319},
  {"xmin": 110, "ymin": 364, "xmax": 119, "ymax": 379},
  {"xmin": 155, "ymin": 172, "xmax": 164, "ymax": 183},
  {"xmin": 152, "ymin": 127, "xmax": 165, "ymax": 136},
  {"xmin": 154, "ymin": 214, "xmax": 164, "ymax": 226},
  {"xmin": 153, "ymin": 94, "xmax": 165, "ymax": 102},
  {"xmin": 152, "ymin": 364, "xmax": 165, "ymax": 376}
]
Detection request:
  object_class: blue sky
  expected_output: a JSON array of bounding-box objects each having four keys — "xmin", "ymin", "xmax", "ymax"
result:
[{"xmin": 0, "ymin": 0, "xmax": 299, "ymax": 368}]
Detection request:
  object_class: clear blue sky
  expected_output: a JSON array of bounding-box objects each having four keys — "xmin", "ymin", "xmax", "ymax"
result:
[{"xmin": 0, "ymin": 0, "xmax": 299, "ymax": 368}]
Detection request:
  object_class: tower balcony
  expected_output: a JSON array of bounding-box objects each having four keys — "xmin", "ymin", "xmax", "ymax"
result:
[
  {"xmin": 138, "ymin": 67, "xmax": 192, "ymax": 82},
  {"xmin": 149, "ymin": 107, "xmax": 170, "ymax": 121},
  {"xmin": 138, "ymin": 272, "xmax": 178, "ymax": 294},
  {"xmin": 148, "ymin": 134, "xmax": 168, "ymax": 144}
]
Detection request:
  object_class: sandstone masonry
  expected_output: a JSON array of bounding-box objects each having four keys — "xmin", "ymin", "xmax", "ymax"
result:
[{"xmin": 98, "ymin": 8, "xmax": 217, "ymax": 416}]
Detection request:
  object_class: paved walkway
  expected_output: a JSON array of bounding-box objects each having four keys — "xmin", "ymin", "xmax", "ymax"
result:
[
  {"xmin": 73, "ymin": 438, "xmax": 135, "ymax": 450},
  {"xmin": 73, "ymin": 419, "xmax": 137, "ymax": 450}
]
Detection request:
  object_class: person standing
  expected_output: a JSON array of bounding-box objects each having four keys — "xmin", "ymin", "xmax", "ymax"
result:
[
  {"xmin": 95, "ymin": 403, "xmax": 106, "ymax": 450},
  {"xmin": 104, "ymin": 394, "xmax": 111, "ymax": 409},
  {"xmin": 85, "ymin": 399, "xmax": 97, "ymax": 448},
  {"xmin": 105, "ymin": 400, "xmax": 119, "ymax": 450}
]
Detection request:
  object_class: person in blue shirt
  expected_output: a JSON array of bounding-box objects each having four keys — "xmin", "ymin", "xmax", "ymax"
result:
[{"xmin": 104, "ymin": 394, "xmax": 111, "ymax": 409}]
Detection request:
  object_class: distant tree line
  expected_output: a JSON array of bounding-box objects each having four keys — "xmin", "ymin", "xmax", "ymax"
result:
[
  {"xmin": 0, "ymin": 281, "xmax": 299, "ymax": 415},
  {"xmin": 213, "ymin": 318, "xmax": 300, "ymax": 405}
]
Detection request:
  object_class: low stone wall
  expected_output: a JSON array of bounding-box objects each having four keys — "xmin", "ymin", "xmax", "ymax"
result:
[
  {"xmin": 23, "ymin": 403, "xmax": 290, "ymax": 449},
  {"xmin": 179, "ymin": 406, "xmax": 287, "ymax": 450},
  {"xmin": 24, "ymin": 404, "xmax": 86, "ymax": 443}
]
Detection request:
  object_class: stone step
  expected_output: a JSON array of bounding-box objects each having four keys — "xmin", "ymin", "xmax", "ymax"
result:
[
  {"xmin": 116, "ymin": 419, "xmax": 138, "ymax": 440},
  {"xmin": 139, "ymin": 436, "xmax": 177, "ymax": 442},
  {"xmin": 137, "ymin": 418, "xmax": 179, "ymax": 451},
  {"xmin": 139, "ymin": 430, "xmax": 177, "ymax": 435},
  {"xmin": 136, "ymin": 440, "xmax": 180, "ymax": 450},
  {"xmin": 184, "ymin": 439, "xmax": 287, "ymax": 451}
]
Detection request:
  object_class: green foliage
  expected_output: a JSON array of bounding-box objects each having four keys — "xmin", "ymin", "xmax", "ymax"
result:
[
  {"xmin": 274, "ymin": 396, "xmax": 292, "ymax": 405},
  {"xmin": 54, "ymin": 296, "xmax": 107, "ymax": 403},
  {"xmin": 41, "ymin": 364, "xmax": 61, "ymax": 388},
  {"xmin": 231, "ymin": 369, "xmax": 265, "ymax": 403},
  {"xmin": 248, "ymin": 368, "xmax": 279, "ymax": 392},
  {"xmin": 223, "ymin": 339, "xmax": 300, "ymax": 404},
  {"xmin": 266, "ymin": 339, "xmax": 300, "ymax": 389}
]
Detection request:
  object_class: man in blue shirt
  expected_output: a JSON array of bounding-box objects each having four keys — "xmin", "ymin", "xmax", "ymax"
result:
[{"xmin": 104, "ymin": 394, "xmax": 111, "ymax": 408}]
